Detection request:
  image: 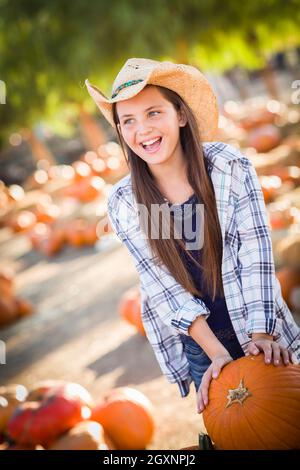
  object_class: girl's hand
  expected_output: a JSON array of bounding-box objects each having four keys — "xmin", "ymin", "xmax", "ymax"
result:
[
  {"xmin": 246, "ymin": 338, "xmax": 295, "ymax": 366},
  {"xmin": 197, "ymin": 353, "xmax": 233, "ymax": 414}
]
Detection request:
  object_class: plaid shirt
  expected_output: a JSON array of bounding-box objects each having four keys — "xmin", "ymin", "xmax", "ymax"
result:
[{"xmin": 107, "ymin": 142, "xmax": 300, "ymax": 397}]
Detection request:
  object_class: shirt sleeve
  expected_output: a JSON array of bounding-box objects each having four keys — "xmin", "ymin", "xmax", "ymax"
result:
[
  {"xmin": 235, "ymin": 157, "xmax": 283, "ymax": 340},
  {"xmin": 107, "ymin": 185, "xmax": 211, "ymax": 336}
]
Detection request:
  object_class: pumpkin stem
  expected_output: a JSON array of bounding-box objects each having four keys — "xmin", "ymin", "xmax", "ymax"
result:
[{"xmin": 226, "ymin": 379, "xmax": 251, "ymax": 408}]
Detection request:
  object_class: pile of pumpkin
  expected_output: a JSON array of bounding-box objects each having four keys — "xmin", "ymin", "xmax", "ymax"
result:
[
  {"xmin": 0, "ymin": 141, "xmax": 127, "ymax": 258},
  {"xmin": 26, "ymin": 217, "xmax": 106, "ymax": 257},
  {"xmin": 0, "ymin": 270, "xmax": 33, "ymax": 328},
  {"xmin": 118, "ymin": 286, "xmax": 146, "ymax": 337},
  {"xmin": 0, "ymin": 381, "xmax": 155, "ymax": 450},
  {"xmin": 263, "ymin": 173, "xmax": 300, "ymax": 316},
  {"xmin": 23, "ymin": 142, "xmax": 128, "ymax": 195},
  {"xmin": 219, "ymin": 97, "xmax": 300, "ymax": 316},
  {"xmin": 220, "ymin": 96, "xmax": 299, "ymax": 151},
  {"xmin": 220, "ymin": 97, "xmax": 300, "ymax": 205},
  {"xmin": 0, "ymin": 184, "xmax": 112, "ymax": 257}
]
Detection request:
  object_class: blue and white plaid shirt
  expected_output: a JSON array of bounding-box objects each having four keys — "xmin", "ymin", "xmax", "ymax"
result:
[{"xmin": 107, "ymin": 142, "xmax": 300, "ymax": 397}]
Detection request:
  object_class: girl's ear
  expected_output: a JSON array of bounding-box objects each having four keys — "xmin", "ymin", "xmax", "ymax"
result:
[{"xmin": 178, "ymin": 108, "xmax": 187, "ymax": 127}]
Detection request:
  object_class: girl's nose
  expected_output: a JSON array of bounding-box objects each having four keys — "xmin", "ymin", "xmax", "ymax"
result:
[{"xmin": 136, "ymin": 121, "xmax": 153, "ymax": 134}]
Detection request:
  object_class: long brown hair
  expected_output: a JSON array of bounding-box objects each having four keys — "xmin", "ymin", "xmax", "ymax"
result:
[{"xmin": 112, "ymin": 85, "xmax": 224, "ymax": 300}]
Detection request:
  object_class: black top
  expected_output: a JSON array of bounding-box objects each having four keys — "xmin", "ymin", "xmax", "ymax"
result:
[{"xmin": 168, "ymin": 192, "xmax": 235, "ymax": 333}]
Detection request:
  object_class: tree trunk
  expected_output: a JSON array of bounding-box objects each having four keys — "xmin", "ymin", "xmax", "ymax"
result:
[
  {"xmin": 79, "ymin": 106, "xmax": 107, "ymax": 153},
  {"xmin": 176, "ymin": 38, "xmax": 189, "ymax": 64},
  {"xmin": 261, "ymin": 62, "xmax": 279, "ymax": 100},
  {"xmin": 24, "ymin": 129, "xmax": 56, "ymax": 166}
]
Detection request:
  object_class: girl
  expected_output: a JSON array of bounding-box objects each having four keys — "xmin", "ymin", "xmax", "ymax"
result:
[{"xmin": 85, "ymin": 58, "xmax": 300, "ymax": 414}]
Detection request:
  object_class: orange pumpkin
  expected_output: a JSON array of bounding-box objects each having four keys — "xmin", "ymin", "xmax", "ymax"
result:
[
  {"xmin": 0, "ymin": 270, "xmax": 32, "ymax": 326},
  {"xmin": 276, "ymin": 268, "xmax": 300, "ymax": 310},
  {"xmin": 246, "ymin": 124, "xmax": 281, "ymax": 153},
  {"xmin": 14, "ymin": 298, "xmax": 34, "ymax": 318},
  {"xmin": 27, "ymin": 223, "xmax": 64, "ymax": 256},
  {"xmin": 33, "ymin": 203, "xmax": 59, "ymax": 224},
  {"xmin": 203, "ymin": 354, "xmax": 300, "ymax": 450},
  {"xmin": 72, "ymin": 161, "xmax": 91, "ymax": 181},
  {"xmin": 0, "ymin": 297, "xmax": 18, "ymax": 327},
  {"xmin": 38, "ymin": 231, "xmax": 64, "ymax": 257},
  {"xmin": 118, "ymin": 288, "xmax": 146, "ymax": 336},
  {"xmin": 269, "ymin": 213, "xmax": 293, "ymax": 230},
  {"xmin": 268, "ymin": 206, "xmax": 294, "ymax": 230},
  {"xmin": 270, "ymin": 166, "xmax": 300, "ymax": 185},
  {"xmin": 27, "ymin": 223, "xmax": 51, "ymax": 249},
  {"xmin": 8, "ymin": 210, "xmax": 37, "ymax": 233},
  {"xmin": 239, "ymin": 109, "xmax": 276, "ymax": 131},
  {"xmin": 90, "ymin": 157, "xmax": 108, "ymax": 177},
  {"xmin": 290, "ymin": 287, "xmax": 300, "ymax": 313},
  {"xmin": 0, "ymin": 271, "xmax": 14, "ymax": 298},
  {"xmin": 259, "ymin": 175, "xmax": 282, "ymax": 204},
  {"xmin": 91, "ymin": 387, "xmax": 155, "ymax": 449},
  {"xmin": 82, "ymin": 221, "xmax": 98, "ymax": 246},
  {"xmin": 49, "ymin": 420, "xmax": 115, "ymax": 450},
  {"xmin": 64, "ymin": 219, "xmax": 87, "ymax": 247},
  {"xmin": 63, "ymin": 177, "xmax": 104, "ymax": 203},
  {"xmin": 277, "ymin": 234, "xmax": 300, "ymax": 270},
  {"xmin": 267, "ymin": 200, "xmax": 295, "ymax": 231}
]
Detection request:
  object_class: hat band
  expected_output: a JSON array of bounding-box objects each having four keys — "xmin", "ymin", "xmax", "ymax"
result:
[{"xmin": 111, "ymin": 79, "xmax": 144, "ymax": 99}]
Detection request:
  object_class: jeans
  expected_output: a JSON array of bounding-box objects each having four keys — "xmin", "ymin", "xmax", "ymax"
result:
[{"xmin": 180, "ymin": 327, "xmax": 245, "ymax": 392}]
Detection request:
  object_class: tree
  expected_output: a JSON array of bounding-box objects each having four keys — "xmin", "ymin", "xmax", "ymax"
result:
[{"xmin": 0, "ymin": 0, "xmax": 299, "ymax": 148}]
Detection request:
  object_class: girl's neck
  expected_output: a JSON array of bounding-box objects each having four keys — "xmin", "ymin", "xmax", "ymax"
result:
[
  {"xmin": 148, "ymin": 150, "xmax": 193, "ymax": 204},
  {"xmin": 149, "ymin": 146, "xmax": 187, "ymax": 187}
]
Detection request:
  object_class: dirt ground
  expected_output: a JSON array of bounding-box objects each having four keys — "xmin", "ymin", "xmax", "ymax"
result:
[{"xmin": 0, "ymin": 228, "xmax": 206, "ymax": 450}]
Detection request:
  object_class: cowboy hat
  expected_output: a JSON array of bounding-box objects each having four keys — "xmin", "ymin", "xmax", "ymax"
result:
[{"xmin": 85, "ymin": 57, "xmax": 218, "ymax": 142}]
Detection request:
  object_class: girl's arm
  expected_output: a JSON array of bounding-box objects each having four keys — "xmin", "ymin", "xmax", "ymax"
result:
[
  {"xmin": 188, "ymin": 315, "xmax": 229, "ymax": 359},
  {"xmin": 189, "ymin": 316, "xmax": 233, "ymax": 414}
]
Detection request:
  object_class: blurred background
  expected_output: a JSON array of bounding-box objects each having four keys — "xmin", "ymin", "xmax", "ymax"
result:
[{"xmin": 0, "ymin": 0, "xmax": 300, "ymax": 451}]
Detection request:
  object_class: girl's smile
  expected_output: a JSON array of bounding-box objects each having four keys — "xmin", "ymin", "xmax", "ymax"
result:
[{"xmin": 140, "ymin": 136, "xmax": 163, "ymax": 153}]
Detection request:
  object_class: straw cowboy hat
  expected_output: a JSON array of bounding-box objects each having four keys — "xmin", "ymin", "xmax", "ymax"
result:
[{"xmin": 85, "ymin": 57, "xmax": 219, "ymax": 142}]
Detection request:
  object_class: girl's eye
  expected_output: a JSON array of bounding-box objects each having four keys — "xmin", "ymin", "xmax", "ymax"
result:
[
  {"xmin": 123, "ymin": 118, "xmax": 133, "ymax": 125},
  {"xmin": 123, "ymin": 111, "xmax": 160, "ymax": 125}
]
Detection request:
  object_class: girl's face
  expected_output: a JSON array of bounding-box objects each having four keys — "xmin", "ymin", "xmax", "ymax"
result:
[{"xmin": 116, "ymin": 85, "xmax": 187, "ymax": 167}]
